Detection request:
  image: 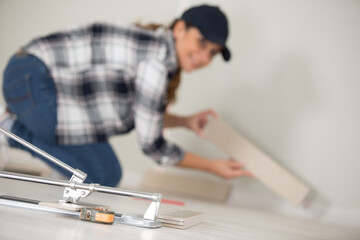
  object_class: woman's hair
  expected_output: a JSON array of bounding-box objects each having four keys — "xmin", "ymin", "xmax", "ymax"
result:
[{"xmin": 135, "ymin": 20, "xmax": 190, "ymax": 106}]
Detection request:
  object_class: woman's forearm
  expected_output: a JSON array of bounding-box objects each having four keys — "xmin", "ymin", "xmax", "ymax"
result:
[
  {"xmin": 164, "ymin": 112, "xmax": 188, "ymax": 128},
  {"xmin": 176, "ymin": 152, "xmax": 214, "ymax": 173}
]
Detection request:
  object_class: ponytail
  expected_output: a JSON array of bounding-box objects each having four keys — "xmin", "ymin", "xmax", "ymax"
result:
[{"xmin": 135, "ymin": 21, "xmax": 182, "ymax": 106}]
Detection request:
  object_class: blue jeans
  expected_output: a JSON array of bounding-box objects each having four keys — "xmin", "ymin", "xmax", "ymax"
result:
[{"xmin": 2, "ymin": 53, "xmax": 122, "ymax": 187}]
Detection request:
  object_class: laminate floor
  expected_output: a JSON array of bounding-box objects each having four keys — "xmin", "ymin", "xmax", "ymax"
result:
[{"xmin": 0, "ymin": 178, "xmax": 359, "ymax": 240}]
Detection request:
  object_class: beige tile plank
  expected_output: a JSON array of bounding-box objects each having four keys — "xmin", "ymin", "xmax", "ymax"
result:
[
  {"xmin": 139, "ymin": 170, "xmax": 232, "ymax": 202},
  {"xmin": 204, "ymin": 118, "xmax": 310, "ymax": 205}
]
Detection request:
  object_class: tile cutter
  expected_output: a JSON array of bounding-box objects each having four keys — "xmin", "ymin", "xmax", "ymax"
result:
[{"xmin": 0, "ymin": 127, "xmax": 162, "ymax": 228}]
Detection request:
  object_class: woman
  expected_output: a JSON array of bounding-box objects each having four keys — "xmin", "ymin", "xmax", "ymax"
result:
[{"xmin": 0, "ymin": 5, "xmax": 250, "ymax": 186}]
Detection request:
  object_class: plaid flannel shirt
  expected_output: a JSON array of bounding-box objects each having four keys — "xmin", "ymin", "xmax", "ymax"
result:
[{"xmin": 23, "ymin": 22, "xmax": 184, "ymax": 165}]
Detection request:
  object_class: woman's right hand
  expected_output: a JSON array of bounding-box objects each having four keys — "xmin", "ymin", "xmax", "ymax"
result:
[{"xmin": 185, "ymin": 109, "xmax": 217, "ymax": 137}]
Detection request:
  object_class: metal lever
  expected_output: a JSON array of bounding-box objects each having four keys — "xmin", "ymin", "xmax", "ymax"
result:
[
  {"xmin": 0, "ymin": 127, "xmax": 88, "ymax": 202},
  {"xmin": 0, "ymin": 128, "xmax": 87, "ymax": 181}
]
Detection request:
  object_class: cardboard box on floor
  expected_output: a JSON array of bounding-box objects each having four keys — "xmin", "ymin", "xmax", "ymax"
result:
[{"xmin": 203, "ymin": 118, "xmax": 310, "ymax": 205}]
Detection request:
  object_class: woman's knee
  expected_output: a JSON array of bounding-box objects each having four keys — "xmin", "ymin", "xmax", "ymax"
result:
[
  {"xmin": 100, "ymin": 161, "xmax": 122, "ymax": 187},
  {"xmin": 83, "ymin": 144, "xmax": 122, "ymax": 187},
  {"xmin": 86, "ymin": 164, "xmax": 121, "ymax": 187},
  {"xmin": 106, "ymin": 166, "xmax": 122, "ymax": 187}
]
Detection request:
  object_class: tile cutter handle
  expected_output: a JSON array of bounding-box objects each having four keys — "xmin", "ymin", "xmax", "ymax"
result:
[{"xmin": 0, "ymin": 127, "xmax": 86, "ymax": 182}]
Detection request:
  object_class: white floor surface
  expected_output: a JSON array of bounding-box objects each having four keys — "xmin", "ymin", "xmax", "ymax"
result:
[{"xmin": 0, "ymin": 178, "xmax": 359, "ymax": 240}]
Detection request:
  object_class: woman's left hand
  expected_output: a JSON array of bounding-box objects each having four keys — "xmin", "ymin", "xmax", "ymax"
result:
[
  {"xmin": 210, "ymin": 159, "xmax": 252, "ymax": 179},
  {"xmin": 185, "ymin": 109, "xmax": 218, "ymax": 137}
]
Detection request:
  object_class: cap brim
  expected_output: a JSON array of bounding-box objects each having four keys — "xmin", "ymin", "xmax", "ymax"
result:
[{"xmin": 221, "ymin": 46, "xmax": 231, "ymax": 61}]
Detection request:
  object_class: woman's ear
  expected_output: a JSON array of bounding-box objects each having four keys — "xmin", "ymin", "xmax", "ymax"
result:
[{"xmin": 173, "ymin": 20, "xmax": 187, "ymax": 40}]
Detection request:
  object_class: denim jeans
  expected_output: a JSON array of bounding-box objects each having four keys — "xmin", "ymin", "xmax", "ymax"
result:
[{"xmin": 2, "ymin": 53, "xmax": 122, "ymax": 187}]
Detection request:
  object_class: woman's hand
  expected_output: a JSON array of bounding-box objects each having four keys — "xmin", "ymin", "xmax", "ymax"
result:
[
  {"xmin": 177, "ymin": 153, "xmax": 252, "ymax": 179},
  {"xmin": 185, "ymin": 109, "xmax": 218, "ymax": 137},
  {"xmin": 210, "ymin": 159, "xmax": 252, "ymax": 179}
]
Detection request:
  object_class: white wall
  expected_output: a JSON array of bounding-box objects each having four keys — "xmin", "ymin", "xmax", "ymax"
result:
[{"xmin": 1, "ymin": 0, "xmax": 359, "ymax": 224}]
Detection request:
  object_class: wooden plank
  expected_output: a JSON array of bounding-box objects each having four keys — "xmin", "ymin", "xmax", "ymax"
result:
[
  {"xmin": 203, "ymin": 118, "xmax": 310, "ymax": 205},
  {"xmin": 139, "ymin": 170, "xmax": 232, "ymax": 202}
]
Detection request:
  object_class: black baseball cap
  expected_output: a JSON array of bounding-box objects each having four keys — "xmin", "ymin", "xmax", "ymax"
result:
[{"xmin": 181, "ymin": 5, "xmax": 231, "ymax": 61}]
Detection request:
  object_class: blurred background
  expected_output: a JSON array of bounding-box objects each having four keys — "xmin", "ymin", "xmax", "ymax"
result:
[{"xmin": 0, "ymin": 0, "xmax": 359, "ymax": 228}]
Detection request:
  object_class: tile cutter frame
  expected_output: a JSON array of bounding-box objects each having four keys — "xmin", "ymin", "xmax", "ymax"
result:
[{"xmin": 0, "ymin": 127, "xmax": 162, "ymax": 228}]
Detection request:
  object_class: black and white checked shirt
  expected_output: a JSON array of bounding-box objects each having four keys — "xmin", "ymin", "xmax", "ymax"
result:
[{"xmin": 23, "ymin": 22, "xmax": 184, "ymax": 165}]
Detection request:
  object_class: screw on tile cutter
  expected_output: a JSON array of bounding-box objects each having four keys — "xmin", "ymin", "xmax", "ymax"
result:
[{"xmin": 0, "ymin": 127, "xmax": 162, "ymax": 228}]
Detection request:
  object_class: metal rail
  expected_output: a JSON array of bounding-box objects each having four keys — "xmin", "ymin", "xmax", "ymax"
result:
[{"xmin": 0, "ymin": 171, "xmax": 160, "ymax": 201}]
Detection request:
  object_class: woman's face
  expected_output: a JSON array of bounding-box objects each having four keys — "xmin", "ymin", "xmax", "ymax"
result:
[{"xmin": 173, "ymin": 20, "xmax": 223, "ymax": 72}]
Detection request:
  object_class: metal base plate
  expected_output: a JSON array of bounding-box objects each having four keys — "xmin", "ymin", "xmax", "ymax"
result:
[
  {"xmin": 0, "ymin": 195, "xmax": 161, "ymax": 228},
  {"xmin": 116, "ymin": 213, "xmax": 162, "ymax": 228},
  {"xmin": 39, "ymin": 201, "xmax": 110, "ymax": 211}
]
